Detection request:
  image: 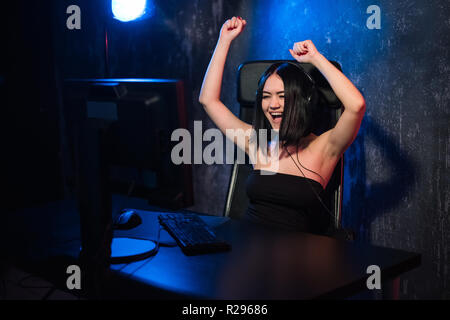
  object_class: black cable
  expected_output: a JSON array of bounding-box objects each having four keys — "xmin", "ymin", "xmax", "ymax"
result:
[
  {"xmin": 15, "ymin": 273, "xmax": 57, "ymax": 300},
  {"xmin": 42, "ymin": 287, "xmax": 56, "ymax": 300},
  {"xmin": 285, "ymin": 148, "xmax": 335, "ymax": 221},
  {"xmin": 126, "ymin": 225, "xmax": 164, "ymax": 278},
  {"xmin": 116, "ymin": 235, "xmax": 176, "ymax": 248},
  {"xmin": 18, "ymin": 274, "xmax": 54, "ymax": 290},
  {"xmin": 296, "ymin": 148, "xmax": 326, "ymax": 185},
  {"xmin": 286, "ymin": 147, "xmax": 356, "ymax": 241}
]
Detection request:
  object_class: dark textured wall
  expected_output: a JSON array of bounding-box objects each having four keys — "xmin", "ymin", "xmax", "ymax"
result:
[
  {"xmin": 240, "ymin": 0, "xmax": 449, "ymax": 299},
  {"xmin": 53, "ymin": 0, "xmax": 249, "ymax": 216},
  {"xmin": 52, "ymin": 0, "xmax": 448, "ymax": 298}
]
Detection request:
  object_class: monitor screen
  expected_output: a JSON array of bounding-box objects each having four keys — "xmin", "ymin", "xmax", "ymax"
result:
[{"xmin": 63, "ymin": 78, "xmax": 193, "ymax": 210}]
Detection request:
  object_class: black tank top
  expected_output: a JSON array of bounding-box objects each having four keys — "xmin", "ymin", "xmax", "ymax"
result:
[{"xmin": 244, "ymin": 169, "xmax": 331, "ymax": 234}]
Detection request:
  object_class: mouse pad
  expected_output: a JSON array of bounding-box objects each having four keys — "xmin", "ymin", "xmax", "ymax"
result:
[{"xmin": 113, "ymin": 209, "xmax": 176, "ymax": 245}]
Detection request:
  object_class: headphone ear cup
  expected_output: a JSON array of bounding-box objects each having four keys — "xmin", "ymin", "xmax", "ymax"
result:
[
  {"xmin": 309, "ymin": 88, "xmax": 319, "ymax": 107},
  {"xmin": 304, "ymin": 88, "xmax": 319, "ymax": 134},
  {"xmin": 287, "ymin": 61, "xmax": 317, "ymax": 87}
]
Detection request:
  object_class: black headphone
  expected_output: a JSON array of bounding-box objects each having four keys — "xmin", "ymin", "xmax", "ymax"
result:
[{"xmin": 285, "ymin": 61, "xmax": 318, "ymax": 106}]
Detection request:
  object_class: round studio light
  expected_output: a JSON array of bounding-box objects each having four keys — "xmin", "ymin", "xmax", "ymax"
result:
[{"xmin": 112, "ymin": 0, "xmax": 148, "ymax": 22}]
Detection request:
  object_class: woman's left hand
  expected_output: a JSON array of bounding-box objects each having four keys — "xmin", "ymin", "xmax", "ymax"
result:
[{"xmin": 289, "ymin": 40, "xmax": 320, "ymax": 64}]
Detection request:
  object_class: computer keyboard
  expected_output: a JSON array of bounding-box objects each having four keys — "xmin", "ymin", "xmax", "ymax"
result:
[{"xmin": 158, "ymin": 213, "xmax": 231, "ymax": 256}]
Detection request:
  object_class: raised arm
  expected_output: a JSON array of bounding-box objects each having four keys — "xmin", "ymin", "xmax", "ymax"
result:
[
  {"xmin": 289, "ymin": 40, "xmax": 366, "ymax": 158},
  {"xmin": 199, "ymin": 17, "xmax": 252, "ymax": 153}
]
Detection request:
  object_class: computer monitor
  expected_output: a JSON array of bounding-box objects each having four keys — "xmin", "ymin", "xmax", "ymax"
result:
[
  {"xmin": 63, "ymin": 78, "xmax": 193, "ymax": 209},
  {"xmin": 62, "ymin": 78, "xmax": 193, "ymax": 297}
]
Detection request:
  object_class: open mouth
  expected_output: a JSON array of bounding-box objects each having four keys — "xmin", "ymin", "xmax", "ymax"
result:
[{"xmin": 269, "ymin": 112, "xmax": 283, "ymax": 124}]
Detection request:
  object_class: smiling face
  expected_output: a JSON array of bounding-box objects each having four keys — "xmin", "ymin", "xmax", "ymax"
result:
[
  {"xmin": 261, "ymin": 73, "xmax": 285, "ymax": 130},
  {"xmin": 254, "ymin": 62, "xmax": 317, "ymax": 151}
]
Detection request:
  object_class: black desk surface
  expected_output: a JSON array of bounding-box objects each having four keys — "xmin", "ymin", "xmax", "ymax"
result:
[{"xmin": 110, "ymin": 209, "xmax": 421, "ymax": 300}]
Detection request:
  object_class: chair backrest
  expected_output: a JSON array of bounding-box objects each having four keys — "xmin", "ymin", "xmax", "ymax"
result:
[{"xmin": 223, "ymin": 60, "xmax": 344, "ymax": 229}]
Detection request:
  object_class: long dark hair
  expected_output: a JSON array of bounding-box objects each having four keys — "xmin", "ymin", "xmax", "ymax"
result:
[{"xmin": 252, "ymin": 62, "xmax": 318, "ymax": 152}]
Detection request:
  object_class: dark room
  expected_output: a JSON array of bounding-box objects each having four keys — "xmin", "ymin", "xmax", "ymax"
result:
[{"xmin": 1, "ymin": 0, "xmax": 448, "ymax": 309}]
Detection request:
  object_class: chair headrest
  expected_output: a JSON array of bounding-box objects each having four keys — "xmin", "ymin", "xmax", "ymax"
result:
[{"xmin": 237, "ymin": 60, "xmax": 343, "ymax": 108}]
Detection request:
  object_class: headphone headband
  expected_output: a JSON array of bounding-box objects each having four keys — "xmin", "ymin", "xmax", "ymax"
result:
[
  {"xmin": 284, "ymin": 61, "xmax": 317, "ymax": 104},
  {"xmin": 285, "ymin": 61, "xmax": 316, "ymax": 88},
  {"xmin": 257, "ymin": 61, "xmax": 318, "ymax": 104}
]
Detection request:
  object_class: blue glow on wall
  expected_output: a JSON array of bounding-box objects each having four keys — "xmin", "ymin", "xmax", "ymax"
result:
[
  {"xmin": 112, "ymin": 0, "xmax": 149, "ymax": 22},
  {"xmin": 249, "ymin": 0, "xmax": 381, "ymax": 64},
  {"xmin": 248, "ymin": 0, "xmax": 385, "ymax": 234}
]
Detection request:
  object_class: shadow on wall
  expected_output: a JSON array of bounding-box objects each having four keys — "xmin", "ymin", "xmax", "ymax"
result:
[{"xmin": 343, "ymin": 115, "xmax": 417, "ymax": 242}]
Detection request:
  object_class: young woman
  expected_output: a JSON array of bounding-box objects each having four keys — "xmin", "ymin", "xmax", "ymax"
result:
[{"xmin": 199, "ymin": 17, "xmax": 365, "ymax": 234}]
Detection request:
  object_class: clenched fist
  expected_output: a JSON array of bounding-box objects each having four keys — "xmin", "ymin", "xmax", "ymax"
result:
[
  {"xmin": 219, "ymin": 16, "xmax": 247, "ymax": 43},
  {"xmin": 289, "ymin": 40, "xmax": 320, "ymax": 64}
]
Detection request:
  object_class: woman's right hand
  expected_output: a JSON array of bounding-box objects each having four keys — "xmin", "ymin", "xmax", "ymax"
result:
[{"xmin": 219, "ymin": 16, "xmax": 246, "ymax": 43}]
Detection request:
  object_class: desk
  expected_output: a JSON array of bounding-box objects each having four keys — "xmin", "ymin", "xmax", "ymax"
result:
[{"xmin": 108, "ymin": 209, "xmax": 421, "ymax": 300}]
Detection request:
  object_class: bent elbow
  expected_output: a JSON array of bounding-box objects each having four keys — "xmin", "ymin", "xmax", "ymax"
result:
[
  {"xmin": 199, "ymin": 99, "xmax": 210, "ymax": 110},
  {"xmin": 198, "ymin": 92, "xmax": 210, "ymax": 108},
  {"xmin": 198, "ymin": 95, "xmax": 207, "ymax": 107},
  {"xmin": 352, "ymin": 99, "xmax": 366, "ymax": 114},
  {"xmin": 358, "ymin": 101, "xmax": 366, "ymax": 114},
  {"xmin": 198, "ymin": 96, "xmax": 218, "ymax": 110}
]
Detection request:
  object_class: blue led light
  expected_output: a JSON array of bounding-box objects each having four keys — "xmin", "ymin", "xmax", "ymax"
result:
[{"xmin": 112, "ymin": 0, "xmax": 148, "ymax": 22}]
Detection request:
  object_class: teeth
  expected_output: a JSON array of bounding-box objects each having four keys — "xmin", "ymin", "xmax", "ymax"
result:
[{"xmin": 271, "ymin": 113, "xmax": 283, "ymax": 116}]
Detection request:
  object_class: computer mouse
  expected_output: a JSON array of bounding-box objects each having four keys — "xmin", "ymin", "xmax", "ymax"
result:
[{"xmin": 114, "ymin": 209, "xmax": 142, "ymax": 230}]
